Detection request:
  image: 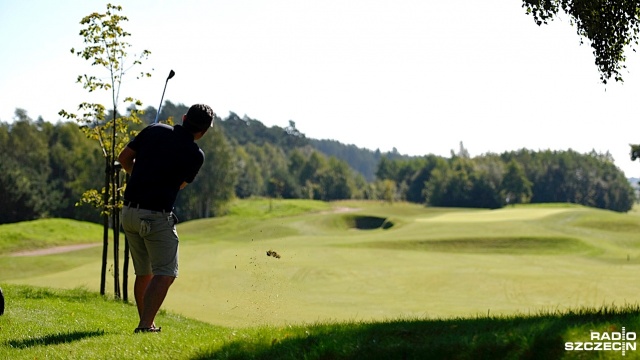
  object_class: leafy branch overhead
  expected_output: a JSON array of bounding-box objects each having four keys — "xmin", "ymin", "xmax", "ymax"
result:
[{"xmin": 522, "ymin": 0, "xmax": 640, "ymax": 84}]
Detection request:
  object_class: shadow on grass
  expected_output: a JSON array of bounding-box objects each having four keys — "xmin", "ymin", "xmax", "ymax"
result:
[
  {"xmin": 362, "ymin": 236, "xmax": 591, "ymax": 255},
  {"xmin": 192, "ymin": 307, "xmax": 640, "ymax": 360},
  {"xmin": 6, "ymin": 330, "xmax": 105, "ymax": 349}
]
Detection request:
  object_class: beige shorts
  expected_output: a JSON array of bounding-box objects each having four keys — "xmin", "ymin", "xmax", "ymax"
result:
[{"xmin": 121, "ymin": 206, "xmax": 179, "ymax": 277}]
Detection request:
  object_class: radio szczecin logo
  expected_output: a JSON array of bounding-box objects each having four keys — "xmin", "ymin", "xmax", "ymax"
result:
[{"xmin": 565, "ymin": 328, "xmax": 636, "ymax": 356}]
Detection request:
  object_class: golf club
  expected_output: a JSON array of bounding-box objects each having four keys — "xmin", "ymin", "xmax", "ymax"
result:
[{"xmin": 154, "ymin": 69, "xmax": 176, "ymax": 123}]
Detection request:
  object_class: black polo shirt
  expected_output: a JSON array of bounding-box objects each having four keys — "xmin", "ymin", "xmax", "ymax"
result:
[{"xmin": 123, "ymin": 124, "xmax": 204, "ymax": 211}]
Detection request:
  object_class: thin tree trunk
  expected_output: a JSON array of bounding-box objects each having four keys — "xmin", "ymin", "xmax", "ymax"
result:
[
  {"xmin": 123, "ymin": 172, "xmax": 130, "ymax": 302},
  {"xmin": 98, "ymin": 127, "xmax": 111, "ymax": 297},
  {"xmin": 113, "ymin": 205, "xmax": 120, "ymax": 298},
  {"xmin": 100, "ymin": 161, "xmax": 109, "ymax": 296},
  {"xmin": 100, "ymin": 216, "xmax": 108, "ymax": 295},
  {"xmin": 110, "ymin": 112, "xmax": 120, "ymax": 299},
  {"xmin": 112, "ymin": 162, "xmax": 121, "ymax": 299}
]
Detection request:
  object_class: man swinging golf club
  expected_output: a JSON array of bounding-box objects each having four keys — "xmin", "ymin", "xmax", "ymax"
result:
[{"xmin": 119, "ymin": 101, "xmax": 215, "ymax": 333}]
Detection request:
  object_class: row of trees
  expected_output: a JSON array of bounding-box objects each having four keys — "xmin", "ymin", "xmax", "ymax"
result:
[
  {"xmin": 375, "ymin": 144, "xmax": 635, "ymax": 212},
  {"xmin": 0, "ymin": 107, "xmax": 369, "ymax": 223},
  {"xmin": 2, "ymin": 105, "xmax": 635, "ymax": 227},
  {"xmin": 0, "ymin": 110, "xmax": 103, "ymax": 224}
]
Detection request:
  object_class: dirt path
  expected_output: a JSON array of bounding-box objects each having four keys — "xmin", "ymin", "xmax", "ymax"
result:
[{"xmin": 10, "ymin": 243, "xmax": 101, "ymax": 257}]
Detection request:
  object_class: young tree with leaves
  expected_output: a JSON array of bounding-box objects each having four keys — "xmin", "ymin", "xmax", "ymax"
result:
[{"xmin": 59, "ymin": 3, "xmax": 151, "ymax": 299}]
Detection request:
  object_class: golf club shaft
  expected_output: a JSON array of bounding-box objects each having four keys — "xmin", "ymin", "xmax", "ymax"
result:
[
  {"xmin": 154, "ymin": 80, "xmax": 169, "ymax": 123},
  {"xmin": 154, "ymin": 70, "xmax": 175, "ymax": 124}
]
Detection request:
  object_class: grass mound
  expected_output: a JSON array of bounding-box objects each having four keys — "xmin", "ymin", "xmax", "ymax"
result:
[
  {"xmin": 0, "ymin": 219, "xmax": 103, "ymax": 255},
  {"xmin": 226, "ymin": 198, "xmax": 332, "ymax": 219},
  {"xmin": 570, "ymin": 212, "xmax": 640, "ymax": 233},
  {"xmin": 418, "ymin": 207, "xmax": 576, "ymax": 223},
  {"xmin": 2, "ymin": 284, "xmax": 640, "ymax": 359}
]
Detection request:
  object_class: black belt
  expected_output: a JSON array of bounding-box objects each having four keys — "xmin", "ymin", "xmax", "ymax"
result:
[{"xmin": 124, "ymin": 200, "xmax": 172, "ymax": 213}]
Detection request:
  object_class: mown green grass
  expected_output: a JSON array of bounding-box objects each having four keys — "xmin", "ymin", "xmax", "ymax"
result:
[
  {"xmin": 3, "ymin": 200, "xmax": 640, "ymax": 358},
  {"xmin": 0, "ymin": 284, "xmax": 226, "ymax": 360},
  {"xmin": 0, "ymin": 246, "xmax": 99, "ymax": 282},
  {"xmin": 0, "ymin": 218, "xmax": 103, "ymax": 255},
  {"xmin": 4, "ymin": 200, "xmax": 640, "ymax": 328},
  {"xmin": 3, "ymin": 283, "xmax": 640, "ymax": 359},
  {"xmin": 571, "ymin": 211, "xmax": 640, "ymax": 233},
  {"xmin": 177, "ymin": 198, "xmax": 333, "ymax": 244},
  {"xmin": 225, "ymin": 197, "xmax": 332, "ymax": 219}
]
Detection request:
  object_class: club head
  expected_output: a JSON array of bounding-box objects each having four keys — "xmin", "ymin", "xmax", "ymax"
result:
[{"xmin": 167, "ymin": 70, "xmax": 175, "ymax": 80}]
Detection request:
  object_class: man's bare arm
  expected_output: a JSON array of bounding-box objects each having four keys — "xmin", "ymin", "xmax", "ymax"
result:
[{"xmin": 118, "ymin": 146, "xmax": 136, "ymax": 175}]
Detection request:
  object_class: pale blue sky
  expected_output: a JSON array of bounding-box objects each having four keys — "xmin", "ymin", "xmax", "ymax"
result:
[{"xmin": 2, "ymin": 0, "xmax": 640, "ymax": 177}]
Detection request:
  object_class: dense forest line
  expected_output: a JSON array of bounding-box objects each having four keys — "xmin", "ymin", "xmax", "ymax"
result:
[{"xmin": 0, "ymin": 103, "xmax": 635, "ymax": 225}]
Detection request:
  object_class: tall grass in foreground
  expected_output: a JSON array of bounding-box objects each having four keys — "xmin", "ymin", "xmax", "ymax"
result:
[{"xmin": 2, "ymin": 284, "xmax": 640, "ymax": 359}]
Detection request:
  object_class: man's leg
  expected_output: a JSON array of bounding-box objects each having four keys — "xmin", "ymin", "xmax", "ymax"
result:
[
  {"xmin": 137, "ymin": 275, "xmax": 175, "ymax": 329},
  {"xmin": 134, "ymin": 275, "xmax": 153, "ymax": 322},
  {"xmin": 135, "ymin": 209, "xmax": 179, "ymax": 330}
]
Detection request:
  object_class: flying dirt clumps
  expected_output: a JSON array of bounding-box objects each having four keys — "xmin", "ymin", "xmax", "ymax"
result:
[{"xmin": 266, "ymin": 249, "xmax": 281, "ymax": 259}]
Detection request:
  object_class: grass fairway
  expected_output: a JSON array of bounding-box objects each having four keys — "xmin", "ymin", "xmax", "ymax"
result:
[{"xmin": 2, "ymin": 199, "xmax": 640, "ymax": 332}]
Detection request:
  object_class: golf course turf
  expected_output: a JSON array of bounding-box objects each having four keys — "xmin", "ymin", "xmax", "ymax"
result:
[{"xmin": 2, "ymin": 199, "xmax": 640, "ymax": 359}]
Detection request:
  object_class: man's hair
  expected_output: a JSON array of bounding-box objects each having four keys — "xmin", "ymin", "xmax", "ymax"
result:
[{"xmin": 183, "ymin": 104, "xmax": 215, "ymax": 133}]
